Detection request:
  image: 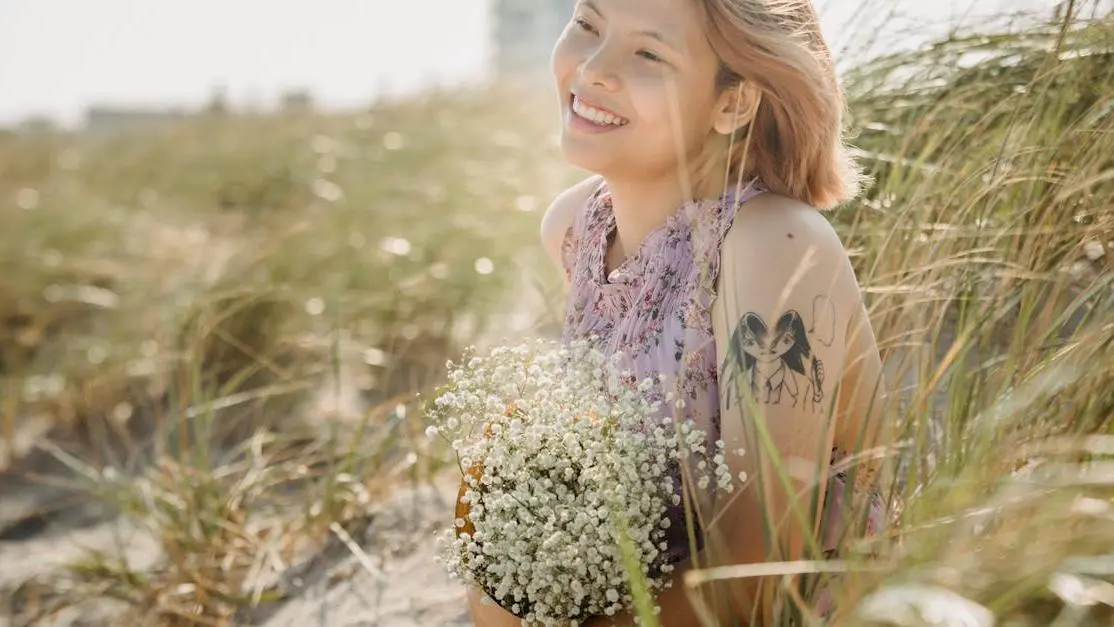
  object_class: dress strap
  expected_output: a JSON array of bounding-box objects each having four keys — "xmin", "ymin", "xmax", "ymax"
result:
[
  {"xmin": 681, "ymin": 178, "xmax": 767, "ymax": 337},
  {"xmin": 559, "ymin": 179, "xmax": 609, "ymax": 285}
]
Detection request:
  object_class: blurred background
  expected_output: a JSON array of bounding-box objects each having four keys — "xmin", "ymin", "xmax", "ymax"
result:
[
  {"xmin": 0, "ymin": 0, "xmax": 1073, "ymax": 130},
  {"xmin": 1, "ymin": 1, "xmax": 1113, "ymax": 626}
]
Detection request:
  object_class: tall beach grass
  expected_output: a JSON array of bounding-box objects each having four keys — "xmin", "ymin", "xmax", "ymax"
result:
[{"xmin": 683, "ymin": 2, "xmax": 1114, "ymax": 625}]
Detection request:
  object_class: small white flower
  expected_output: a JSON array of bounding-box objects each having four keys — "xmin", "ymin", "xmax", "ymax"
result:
[
  {"xmin": 427, "ymin": 338, "xmax": 731, "ymax": 625},
  {"xmin": 424, "ymin": 425, "xmax": 439, "ymax": 438}
]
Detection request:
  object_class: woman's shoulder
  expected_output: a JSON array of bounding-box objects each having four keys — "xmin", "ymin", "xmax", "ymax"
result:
[
  {"xmin": 722, "ymin": 192, "xmax": 853, "ymax": 280},
  {"xmin": 714, "ymin": 192, "xmax": 863, "ymax": 336},
  {"xmin": 540, "ymin": 175, "xmax": 604, "ymax": 272}
]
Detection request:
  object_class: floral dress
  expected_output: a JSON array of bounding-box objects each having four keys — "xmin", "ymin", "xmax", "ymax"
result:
[{"xmin": 559, "ymin": 178, "xmax": 885, "ymax": 611}]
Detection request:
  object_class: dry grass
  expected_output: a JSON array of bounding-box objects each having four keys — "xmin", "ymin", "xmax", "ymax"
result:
[
  {"xmin": 684, "ymin": 3, "xmax": 1114, "ymax": 625},
  {"xmin": 0, "ymin": 85, "xmax": 579, "ymax": 625}
]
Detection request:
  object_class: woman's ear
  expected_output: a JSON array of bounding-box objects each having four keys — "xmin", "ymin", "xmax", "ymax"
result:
[{"xmin": 712, "ymin": 81, "xmax": 762, "ymax": 136}]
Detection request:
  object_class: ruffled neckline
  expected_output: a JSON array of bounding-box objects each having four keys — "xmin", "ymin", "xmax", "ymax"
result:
[{"xmin": 588, "ymin": 180, "xmax": 759, "ymax": 289}]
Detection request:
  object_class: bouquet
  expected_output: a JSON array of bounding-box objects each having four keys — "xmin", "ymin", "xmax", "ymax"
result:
[{"xmin": 425, "ymin": 339, "xmax": 743, "ymax": 625}]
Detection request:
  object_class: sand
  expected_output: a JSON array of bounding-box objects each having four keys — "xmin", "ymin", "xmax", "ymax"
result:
[{"xmin": 0, "ymin": 468, "xmax": 473, "ymax": 627}]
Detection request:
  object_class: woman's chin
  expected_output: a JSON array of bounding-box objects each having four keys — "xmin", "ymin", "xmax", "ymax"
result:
[
  {"xmin": 559, "ymin": 136, "xmax": 677, "ymax": 184},
  {"xmin": 559, "ymin": 140, "xmax": 621, "ymax": 179}
]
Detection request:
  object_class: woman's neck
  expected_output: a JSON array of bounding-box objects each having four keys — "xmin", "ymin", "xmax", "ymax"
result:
[
  {"xmin": 604, "ymin": 176, "xmax": 684, "ymax": 263},
  {"xmin": 603, "ymin": 166, "xmax": 730, "ymax": 264}
]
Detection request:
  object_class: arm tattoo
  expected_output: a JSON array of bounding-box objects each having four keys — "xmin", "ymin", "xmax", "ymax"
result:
[{"xmin": 720, "ymin": 302, "xmax": 832, "ymax": 412}]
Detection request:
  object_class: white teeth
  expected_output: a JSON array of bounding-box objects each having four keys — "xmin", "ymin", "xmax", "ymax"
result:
[{"xmin": 572, "ymin": 96, "xmax": 627, "ymax": 126}]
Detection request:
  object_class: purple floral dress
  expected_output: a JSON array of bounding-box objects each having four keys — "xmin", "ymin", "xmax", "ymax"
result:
[{"xmin": 559, "ymin": 178, "xmax": 884, "ymax": 610}]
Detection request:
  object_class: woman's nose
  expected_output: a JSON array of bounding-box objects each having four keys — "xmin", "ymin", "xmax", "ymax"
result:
[{"xmin": 578, "ymin": 46, "xmax": 620, "ymax": 91}]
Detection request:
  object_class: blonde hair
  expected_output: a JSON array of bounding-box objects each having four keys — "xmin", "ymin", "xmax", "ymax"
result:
[{"xmin": 697, "ymin": 0, "xmax": 865, "ymax": 209}]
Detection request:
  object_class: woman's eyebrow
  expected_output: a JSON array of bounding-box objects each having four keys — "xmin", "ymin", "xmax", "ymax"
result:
[
  {"xmin": 581, "ymin": 0, "xmax": 682, "ymax": 53},
  {"xmin": 634, "ymin": 29, "xmax": 681, "ymax": 53},
  {"xmin": 581, "ymin": 0, "xmax": 604, "ymax": 16}
]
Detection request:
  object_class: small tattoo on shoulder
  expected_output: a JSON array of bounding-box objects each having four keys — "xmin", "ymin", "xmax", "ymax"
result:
[{"xmin": 720, "ymin": 306, "xmax": 829, "ymax": 412}]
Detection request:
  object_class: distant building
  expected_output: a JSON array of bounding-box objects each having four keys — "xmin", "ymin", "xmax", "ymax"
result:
[
  {"xmin": 16, "ymin": 116, "xmax": 58, "ymax": 135},
  {"xmin": 206, "ymin": 85, "xmax": 230, "ymax": 116},
  {"xmin": 491, "ymin": 0, "xmax": 572, "ymax": 79},
  {"xmin": 84, "ymin": 105, "xmax": 187, "ymax": 133},
  {"xmin": 279, "ymin": 89, "xmax": 314, "ymax": 115}
]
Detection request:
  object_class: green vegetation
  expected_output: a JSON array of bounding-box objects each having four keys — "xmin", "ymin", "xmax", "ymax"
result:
[{"xmin": 2, "ymin": 2, "xmax": 1112, "ymax": 625}]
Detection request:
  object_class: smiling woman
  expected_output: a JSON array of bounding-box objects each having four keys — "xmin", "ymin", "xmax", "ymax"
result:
[
  {"xmin": 467, "ymin": 0, "xmax": 888, "ymax": 624},
  {"xmin": 553, "ymin": 0, "xmax": 733, "ymax": 202}
]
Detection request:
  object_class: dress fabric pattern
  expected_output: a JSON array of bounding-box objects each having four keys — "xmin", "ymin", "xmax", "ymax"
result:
[{"xmin": 558, "ymin": 179, "xmax": 885, "ymax": 596}]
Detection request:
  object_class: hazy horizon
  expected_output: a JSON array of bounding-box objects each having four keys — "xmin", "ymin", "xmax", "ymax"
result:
[{"xmin": 0, "ymin": 0, "xmax": 1066, "ymax": 128}]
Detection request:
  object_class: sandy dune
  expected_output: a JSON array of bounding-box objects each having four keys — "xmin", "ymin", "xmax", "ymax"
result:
[{"xmin": 0, "ymin": 469, "xmax": 472, "ymax": 627}]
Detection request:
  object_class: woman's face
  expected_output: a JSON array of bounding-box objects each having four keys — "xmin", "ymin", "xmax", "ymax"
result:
[{"xmin": 551, "ymin": 0, "xmax": 729, "ymax": 181}]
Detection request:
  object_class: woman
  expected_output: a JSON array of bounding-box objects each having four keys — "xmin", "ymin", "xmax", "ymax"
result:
[{"xmin": 469, "ymin": 0, "xmax": 887, "ymax": 623}]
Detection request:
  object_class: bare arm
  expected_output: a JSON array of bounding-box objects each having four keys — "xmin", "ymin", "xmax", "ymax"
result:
[
  {"xmin": 466, "ymin": 586, "xmax": 528, "ymax": 627},
  {"xmin": 705, "ymin": 195, "xmax": 871, "ymax": 622},
  {"xmin": 539, "ymin": 175, "xmax": 601, "ymax": 286},
  {"xmin": 582, "ymin": 558, "xmax": 728, "ymax": 627},
  {"xmin": 833, "ymin": 298, "xmax": 887, "ymax": 479}
]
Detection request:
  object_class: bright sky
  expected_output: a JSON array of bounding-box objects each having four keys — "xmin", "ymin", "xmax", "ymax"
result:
[
  {"xmin": 0, "ymin": 0, "xmax": 1064, "ymax": 128},
  {"xmin": 0, "ymin": 0, "xmax": 489, "ymax": 127}
]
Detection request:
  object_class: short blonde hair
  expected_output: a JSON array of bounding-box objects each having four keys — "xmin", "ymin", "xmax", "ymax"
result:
[{"xmin": 698, "ymin": 0, "xmax": 865, "ymax": 209}]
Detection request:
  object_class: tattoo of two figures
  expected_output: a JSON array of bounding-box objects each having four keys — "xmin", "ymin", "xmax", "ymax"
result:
[{"xmin": 720, "ymin": 295, "xmax": 836, "ymax": 412}]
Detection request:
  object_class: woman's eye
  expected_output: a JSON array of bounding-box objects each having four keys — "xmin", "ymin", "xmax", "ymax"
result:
[
  {"xmin": 637, "ymin": 50, "xmax": 663, "ymax": 63},
  {"xmin": 574, "ymin": 18, "xmax": 597, "ymax": 34}
]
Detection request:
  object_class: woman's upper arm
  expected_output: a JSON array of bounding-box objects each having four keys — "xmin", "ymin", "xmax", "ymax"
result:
[
  {"xmin": 709, "ymin": 199, "xmax": 858, "ymax": 567},
  {"xmin": 836, "ymin": 294, "xmax": 887, "ymax": 464},
  {"xmin": 540, "ymin": 175, "xmax": 601, "ymax": 282}
]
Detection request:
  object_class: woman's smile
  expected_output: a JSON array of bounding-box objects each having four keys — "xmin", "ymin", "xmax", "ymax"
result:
[{"xmin": 567, "ymin": 93, "xmax": 630, "ymax": 134}]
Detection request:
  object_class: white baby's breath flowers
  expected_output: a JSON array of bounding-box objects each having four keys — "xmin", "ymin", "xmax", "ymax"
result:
[{"xmin": 424, "ymin": 338, "xmax": 743, "ymax": 626}]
